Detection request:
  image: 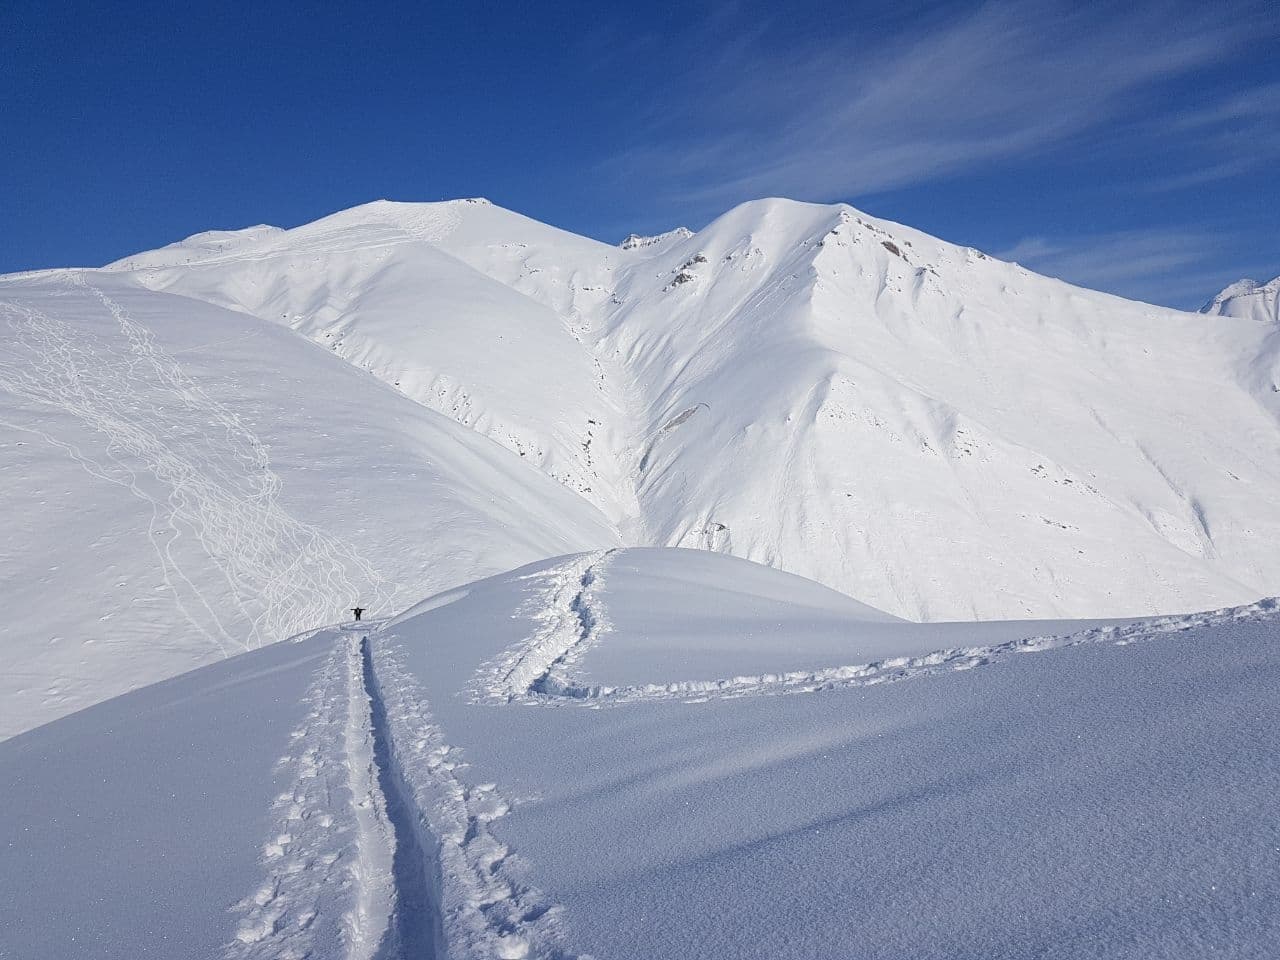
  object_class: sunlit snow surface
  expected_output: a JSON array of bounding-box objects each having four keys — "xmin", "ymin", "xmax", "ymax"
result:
[
  {"xmin": 0, "ymin": 270, "xmax": 617, "ymax": 737},
  {"xmin": 3, "ymin": 198, "xmax": 1279, "ymax": 954},
  {"xmin": 5, "ymin": 196, "xmax": 1280, "ymax": 738},
  {"xmin": 1201, "ymin": 275, "xmax": 1280, "ymax": 324},
  {"xmin": 105, "ymin": 197, "xmax": 1280, "ymax": 626},
  {"xmin": 3, "ymin": 549, "xmax": 1276, "ymax": 958}
]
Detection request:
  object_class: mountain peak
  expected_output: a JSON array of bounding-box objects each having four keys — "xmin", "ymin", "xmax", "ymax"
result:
[
  {"xmin": 1201, "ymin": 275, "xmax": 1280, "ymax": 323},
  {"xmin": 620, "ymin": 227, "xmax": 693, "ymax": 252}
]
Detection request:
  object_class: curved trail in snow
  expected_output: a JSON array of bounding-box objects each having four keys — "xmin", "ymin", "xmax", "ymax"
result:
[
  {"xmin": 474, "ymin": 555, "xmax": 1280, "ymax": 707},
  {"xmin": 470, "ymin": 549, "xmax": 617, "ymax": 704},
  {"xmin": 0, "ymin": 275, "xmax": 393, "ymax": 651}
]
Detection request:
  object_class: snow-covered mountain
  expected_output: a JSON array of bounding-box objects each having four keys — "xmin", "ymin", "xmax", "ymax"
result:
[
  {"xmin": 0, "ymin": 268, "xmax": 616, "ymax": 738},
  {"xmin": 107, "ymin": 196, "xmax": 1280, "ymax": 624},
  {"xmin": 4, "ymin": 197, "xmax": 1279, "ymax": 957},
  {"xmin": 1201, "ymin": 275, "xmax": 1280, "ymax": 324},
  {"xmin": 4, "ymin": 195, "xmax": 1280, "ymax": 736}
]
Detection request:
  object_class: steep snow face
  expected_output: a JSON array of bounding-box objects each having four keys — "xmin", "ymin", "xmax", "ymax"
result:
[
  {"xmin": 0, "ymin": 270, "xmax": 617, "ymax": 738},
  {"xmin": 101, "ymin": 196, "xmax": 1280, "ymax": 622},
  {"xmin": 604, "ymin": 199, "xmax": 1280, "ymax": 619},
  {"xmin": 1201, "ymin": 276, "xmax": 1280, "ymax": 324}
]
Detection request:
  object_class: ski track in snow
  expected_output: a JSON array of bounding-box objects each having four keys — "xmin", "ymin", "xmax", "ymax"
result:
[
  {"xmin": 0, "ymin": 275, "xmax": 393, "ymax": 651},
  {"xmin": 471, "ymin": 550, "xmax": 617, "ymax": 704},
  {"xmin": 232, "ymin": 624, "xmax": 579, "ymax": 960},
  {"xmin": 227, "ymin": 630, "xmax": 391, "ymax": 960},
  {"xmin": 368, "ymin": 635, "xmax": 582, "ymax": 960},
  {"xmin": 474, "ymin": 558, "xmax": 1280, "ymax": 707}
]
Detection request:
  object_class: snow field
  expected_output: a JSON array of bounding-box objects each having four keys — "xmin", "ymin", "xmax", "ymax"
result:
[
  {"xmin": 7, "ymin": 194, "xmax": 1280, "ymax": 738},
  {"xmin": 3, "ymin": 547, "xmax": 1276, "ymax": 957},
  {"xmin": 0, "ymin": 275, "xmax": 392, "ymax": 651},
  {"xmin": 376, "ymin": 550, "xmax": 1280, "ymax": 959},
  {"xmin": 0, "ymin": 269, "xmax": 619, "ymax": 738}
]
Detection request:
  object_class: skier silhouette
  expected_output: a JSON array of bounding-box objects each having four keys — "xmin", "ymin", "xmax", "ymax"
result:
[{"xmin": 352, "ymin": 606, "xmax": 365, "ymax": 622}]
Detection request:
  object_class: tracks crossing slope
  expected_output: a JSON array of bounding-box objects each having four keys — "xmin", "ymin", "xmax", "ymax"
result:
[{"xmin": 0, "ymin": 275, "xmax": 393, "ymax": 653}]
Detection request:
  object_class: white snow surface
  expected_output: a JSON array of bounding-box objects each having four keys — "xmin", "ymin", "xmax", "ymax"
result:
[
  {"xmin": 0, "ymin": 269, "xmax": 616, "ymax": 738},
  {"xmin": 5, "ymin": 194, "xmax": 1280, "ymax": 739},
  {"xmin": 3, "ymin": 548, "xmax": 1276, "ymax": 958},
  {"xmin": 1201, "ymin": 275, "xmax": 1280, "ymax": 324},
  {"xmin": 105, "ymin": 196, "xmax": 1280, "ymax": 626}
]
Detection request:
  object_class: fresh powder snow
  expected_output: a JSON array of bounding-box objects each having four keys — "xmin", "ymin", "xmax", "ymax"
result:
[
  {"xmin": 2, "ymin": 196, "xmax": 1278, "ymax": 958},
  {"xmin": 2, "ymin": 549, "xmax": 1276, "ymax": 958}
]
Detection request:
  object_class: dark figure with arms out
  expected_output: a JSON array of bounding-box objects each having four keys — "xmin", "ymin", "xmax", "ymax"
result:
[{"xmin": 352, "ymin": 606, "xmax": 365, "ymax": 622}]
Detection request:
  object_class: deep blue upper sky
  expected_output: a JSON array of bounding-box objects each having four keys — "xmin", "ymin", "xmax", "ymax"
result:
[{"xmin": 3, "ymin": 0, "xmax": 1277, "ymax": 308}]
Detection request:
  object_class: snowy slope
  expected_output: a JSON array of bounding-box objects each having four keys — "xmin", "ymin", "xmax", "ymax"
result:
[
  {"xmin": 5, "ymin": 549, "xmax": 1276, "ymax": 958},
  {"xmin": 0, "ymin": 270, "xmax": 617, "ymax": 738},
  {"xmin": 108, "ymin": 197, "xmax": 1280, "ymax": 621},
  {"xmin": 603, "ymin": 200, "xmax": 1280, "ymax": 620},
  {"xmin": 106, "ymin": 199, "xmax": 638, "ymax": 524},
  {"xmin": 7, "ymin": 196, "xmax": 1280, "ymax": 736},
  {"xmin": 1201, "ymin": 275, "xmax": 1280, "ymax": 324}
]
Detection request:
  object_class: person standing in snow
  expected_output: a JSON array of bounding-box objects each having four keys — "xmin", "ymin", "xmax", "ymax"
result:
[{"xmin": 352, "ymin": 606, "xmax": 365, "ymax": 622}]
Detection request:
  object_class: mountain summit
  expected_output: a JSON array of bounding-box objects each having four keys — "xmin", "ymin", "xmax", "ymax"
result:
[{"xmin": 106, "ymin": 196, "xmax": 1280, "ymax": 621}]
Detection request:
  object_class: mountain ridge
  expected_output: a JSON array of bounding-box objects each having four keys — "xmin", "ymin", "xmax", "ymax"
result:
[{"xmin": 98, "ymin": 195, "xmax": 1280, "ymax": 621}]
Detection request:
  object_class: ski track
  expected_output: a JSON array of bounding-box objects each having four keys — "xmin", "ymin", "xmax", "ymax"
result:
[
  {"xmin": 367, "ymin": 635, "xmax": 582, "ymax": 960},
  {"xmin": 474, "ymin": 560, "xmax": 1280, "ymax": 707},
  {"xmin": 231, "ymin": 624, "xmax": 579, "ymax": 960},
  {"xmin": 227, "ymin": 631, "xmax": 388, "ymax": 960},
  {"xmin": 0, "ymin": 275, "xmax": 393, "ymax": 651},
  {"xmin": 470, "ymin": 550, "xmax": 616, "ymax": 704}
]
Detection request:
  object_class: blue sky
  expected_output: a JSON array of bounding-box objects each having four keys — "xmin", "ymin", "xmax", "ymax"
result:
[{"xmin": 2, "ymin": 0, "xmax": 1276, "ymax": 308}]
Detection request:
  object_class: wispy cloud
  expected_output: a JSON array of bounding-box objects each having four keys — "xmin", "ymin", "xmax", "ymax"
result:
[
  {"xmin": 602, "ymin": 1, "xmax": 1275, "ymax": 213},
  {"xmin": 994, "ymin": 228, "xmax": 1275, "ymax": 309},
  {"xmin": 1140, "ymin": 80, "xmax": 1280, "ymax": 191}
]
